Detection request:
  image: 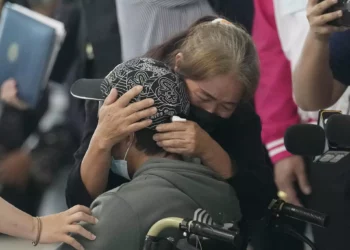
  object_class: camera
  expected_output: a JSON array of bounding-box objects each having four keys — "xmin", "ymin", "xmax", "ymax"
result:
[{"xmin": 320, "ymin": 0, "xmax": 350, "ymax": 27}]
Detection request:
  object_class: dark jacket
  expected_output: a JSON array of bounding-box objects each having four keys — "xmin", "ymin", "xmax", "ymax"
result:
[
  {"xmin": 60, "ymin": 158, "xmax": 241, "ymax": 250},
  {"xmin": 66, "ymin": 101, "xmax": 276, "ymax": 220}
]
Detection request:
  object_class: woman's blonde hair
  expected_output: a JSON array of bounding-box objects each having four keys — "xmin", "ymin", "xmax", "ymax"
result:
[{"xmin": 146, "ymin": 16, "xmax": 260, "ymax": 101}]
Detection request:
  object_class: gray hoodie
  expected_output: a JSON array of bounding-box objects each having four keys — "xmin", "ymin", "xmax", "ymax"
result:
[{"xmin": 57, "ymin": 158, "xmax": 241, "ymax": 250}]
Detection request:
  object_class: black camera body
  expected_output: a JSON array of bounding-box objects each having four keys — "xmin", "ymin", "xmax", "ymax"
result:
[{"xmin": 320, "ymin": 0, "xmax": 350, "ymax": 27}]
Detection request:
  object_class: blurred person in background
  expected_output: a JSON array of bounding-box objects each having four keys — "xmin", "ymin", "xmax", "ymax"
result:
[
  {"xmin": 0, "ymin": 0, "xmax": 84, "ymax": 217},
  {"xmin": 254, "ymin": 0, "xmax": 350, "ymax": 249},
  {"xmin": 115, "ymin": 0, "xmax": 214, "ymax": 61},
  {"xmin": 0, "ymin": 200, "xmax": 97, "ymax": 250},
  {"xmin": 66, "ymin": 16, "xmax": 276, "ymax": 225},
  {"xmin": 116, "ymin": 0, "xmax": 255, "ymax": 62},
  {"xmin": 293, "ymin": 0, "xmax": 350, "ymax": 111},
  {"xmin": 252, "ymin": 1, "xmax": 310, "ymax": 249}
]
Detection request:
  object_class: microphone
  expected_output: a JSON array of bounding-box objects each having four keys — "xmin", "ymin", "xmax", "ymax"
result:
[
  {"xmin": 284, "ymin": 124, "xmax": 326, "ymax": 156},
  {"xmin": 314, "ymin": 114, "xmax": 350, "ymax": 163},
  {"xmin": 325, "ymin": 114, "xmax": 350, "ymax": 149},
  {"xmin": 284, "ymin": 118, "xmax": 350, "ymax": 163}
]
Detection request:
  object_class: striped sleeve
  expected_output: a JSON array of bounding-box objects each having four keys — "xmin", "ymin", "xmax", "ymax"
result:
[{"xmin": 253, "ymin": 0, "xmax": 300, "ymax": 164}]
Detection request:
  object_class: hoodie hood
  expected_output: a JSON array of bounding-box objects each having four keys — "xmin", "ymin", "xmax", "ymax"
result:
[{"xmin": 134, "ymin": 158, "xmax": 242, "ymax": 223}]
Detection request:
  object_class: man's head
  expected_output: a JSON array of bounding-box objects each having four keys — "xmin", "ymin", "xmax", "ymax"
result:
[{"xmin": 71, "ymin": 58, "xmax": 190, "ymax": 174}]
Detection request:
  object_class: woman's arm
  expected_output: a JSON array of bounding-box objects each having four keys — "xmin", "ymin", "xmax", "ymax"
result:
[
  {"xmin": 66, "ymin": 100, "xmax": 111, "ymax": 207},
  {"xmin": 217, "ymin": 103, "xmax": 277, "ymax": 220},
  {"xmin": 66, "ymin": 87, "xmax": 156, "ymax": 207},
  {"xmin": 0, "ymin": 197, "xmax": 97, "ymax": 250},
  {"xmin": 0, "ymin": 197, "xmax": 37, "ymax": 241},
  {"xmin": 199, "ymin": 135, "xmax": 235, "ymax": 179}
]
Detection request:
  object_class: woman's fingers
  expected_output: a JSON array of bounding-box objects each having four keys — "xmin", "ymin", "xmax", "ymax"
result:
[
  {"xmin": 157, "ymin": 139, "xmax": 186, "ymax": 148},
  {"xmin": 68, "ymin": 211, "xmax": 98, "ymax": 225},
  {"xmin": 67, "ymin": 225, "xmax": 96, "ymax": 241},
  {"xmin": 67, "ymin": 205, "xmax": 92, "ymax": 216},
  {"xmin": 156, "ymin": 122, "xmax": 188, "ymax": 132},
  {"xmin": 126, "ymin": 119, "xmax": 153, "ymax": 133},
  {"xmin": 153, "ymin": 132, "xmax": 185, "ymax": 141},
  {"xmin": 126, "ymin": 107, "xmax": 157, "ymax": 124},
  {"xmin": 104, "ymin": 88, "xmax": 118, "ymax": 105},
  {"xmin": 309, "ymin": 0, "xmax": 338, "ymax": 16},
  {"xmin": 62, "ymin": 235, "xmax": 85, "ymax": 250},
  {"xmin": 312, "ymin": 10, "xmax": 342, "ymax": 26},
  {"xmin": 307, "ymin": 0, "xmax": 318, "ymax": 8},
  {"xmin": 124, "ymin": 98, "xmax": 154, "ymax": 116},
  {"xmin": 116, "ymin": 86, "xmax": 143, "ymax": 107}
]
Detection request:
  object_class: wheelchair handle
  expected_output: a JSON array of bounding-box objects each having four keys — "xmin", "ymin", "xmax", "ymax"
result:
[
  {"xmin": 143, "ymin": 217, "xmax": 241, "ymax": 250},
  {"xmin": 180, "ymin": 219, "xmax": 241, "ymax": 247},
  {"xmin": 269, "ymin": 199, "xmax": 329, "ymax": 228}
]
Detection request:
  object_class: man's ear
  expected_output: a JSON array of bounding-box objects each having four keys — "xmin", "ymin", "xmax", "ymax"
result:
[
  {"xmin": 111, "ymin": 133, "xmax": 134, "ymax": 158},
  {"xmin": 174, "ymin": 53, "xmax": 184, "ymax": 72}
]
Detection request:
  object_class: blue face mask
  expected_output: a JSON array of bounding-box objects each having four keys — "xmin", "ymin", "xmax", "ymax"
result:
[{"xmin": 110, "ymin": 137, "xmax": 133, "ymax": 180}]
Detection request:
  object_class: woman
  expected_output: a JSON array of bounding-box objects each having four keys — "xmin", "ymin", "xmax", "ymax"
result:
[
  {"xmin": 0, "ymin": 197, "xmax": 97, "ymax": 250},
  {"xmin": 66, "ymin": 16, "xmax": 276, "ymax": 220}
]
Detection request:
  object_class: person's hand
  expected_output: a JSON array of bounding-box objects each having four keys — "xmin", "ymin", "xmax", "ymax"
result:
[
  {"xmin": 307, "ymin": 0, "xmax": 349, "ymax": 41},
  {"xmin": 0, "ymin": 79, "xmax": 28, "ymax": 110},
  {"xmin": 0, "ymin": 150, "xmax": 32, "ymax": 189},
  {"xmin": 39, "ymin": 205, "xmax": 98, "ymax": 250},
  {"xmin": 274, "ymin": 155, "xmax": 312, "ymax": 206},
  {"xmin": 154, "ymin": 121, "xmax": 211, "ymax": 157},
  {"xmin": 93, "ymin": 86, "xmax": 157, "ymax": 150}
]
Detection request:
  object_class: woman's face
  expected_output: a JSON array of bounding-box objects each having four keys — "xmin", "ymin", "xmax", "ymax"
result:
[{"xmin": 185, "ymin": 72, "xmax": 244, "ymax": 118}]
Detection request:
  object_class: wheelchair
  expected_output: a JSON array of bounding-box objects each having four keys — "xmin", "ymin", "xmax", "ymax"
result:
[{"xmin": 143, "ymin": 199, "xmax": 329, "ymax": 250}]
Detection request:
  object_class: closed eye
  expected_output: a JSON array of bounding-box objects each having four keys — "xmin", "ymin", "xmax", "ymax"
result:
[
  {"xmin": 196, "ymin": 92, "xmax": 212, "ymax": 102},
  {"xmin": 221, "ymin": 102, "xmax": 237, "ymax": 112}
]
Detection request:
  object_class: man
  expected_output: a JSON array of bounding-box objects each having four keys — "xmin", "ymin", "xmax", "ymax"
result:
[{"xmin": 57, "ymin": 58, "xmax": 241, "ymax": 250}]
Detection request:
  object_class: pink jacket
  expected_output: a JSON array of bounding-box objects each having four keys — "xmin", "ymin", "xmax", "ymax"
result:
[{"xmin": 252, "ymin": 0, "xmax": 299, "ymax": 164}]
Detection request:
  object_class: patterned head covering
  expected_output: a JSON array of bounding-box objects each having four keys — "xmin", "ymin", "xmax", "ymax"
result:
[{"xmin": 71, "ymin": 57, "xmax": 190, "ymax": 130}]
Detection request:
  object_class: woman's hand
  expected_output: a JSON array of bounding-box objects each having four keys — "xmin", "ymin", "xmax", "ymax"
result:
[
  {"xmin": 39, "ymin": 205, "xmax": 98, "ymax": 250},
  {"xmin": 307, "ymin": 0, "xmax": 348, "ymax": 40},
  {"xmin": 93, "ymin": 86, "xmax": 157, "ymax": 150},
  {"xmin": 154, "ymin": 121, "xmax": 210, "ymax": 156},
  {"xmin": 154, "ymin": 121, "xmax": 234, "ymax": 178},
  {"xmin": 0, "ymin": 79, "xmax": 28, "ymax": 110}
]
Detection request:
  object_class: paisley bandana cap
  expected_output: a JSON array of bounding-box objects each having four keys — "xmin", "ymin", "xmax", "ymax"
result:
[{"xmin": 70, "ymin": 57, "xmax": 190, "ymax": 129}]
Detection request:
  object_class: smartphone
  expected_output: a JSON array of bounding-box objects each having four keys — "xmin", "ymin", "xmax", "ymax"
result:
[{"xmin": 319, "ymin": 0, "xmax": 350, "ymax": 27}]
